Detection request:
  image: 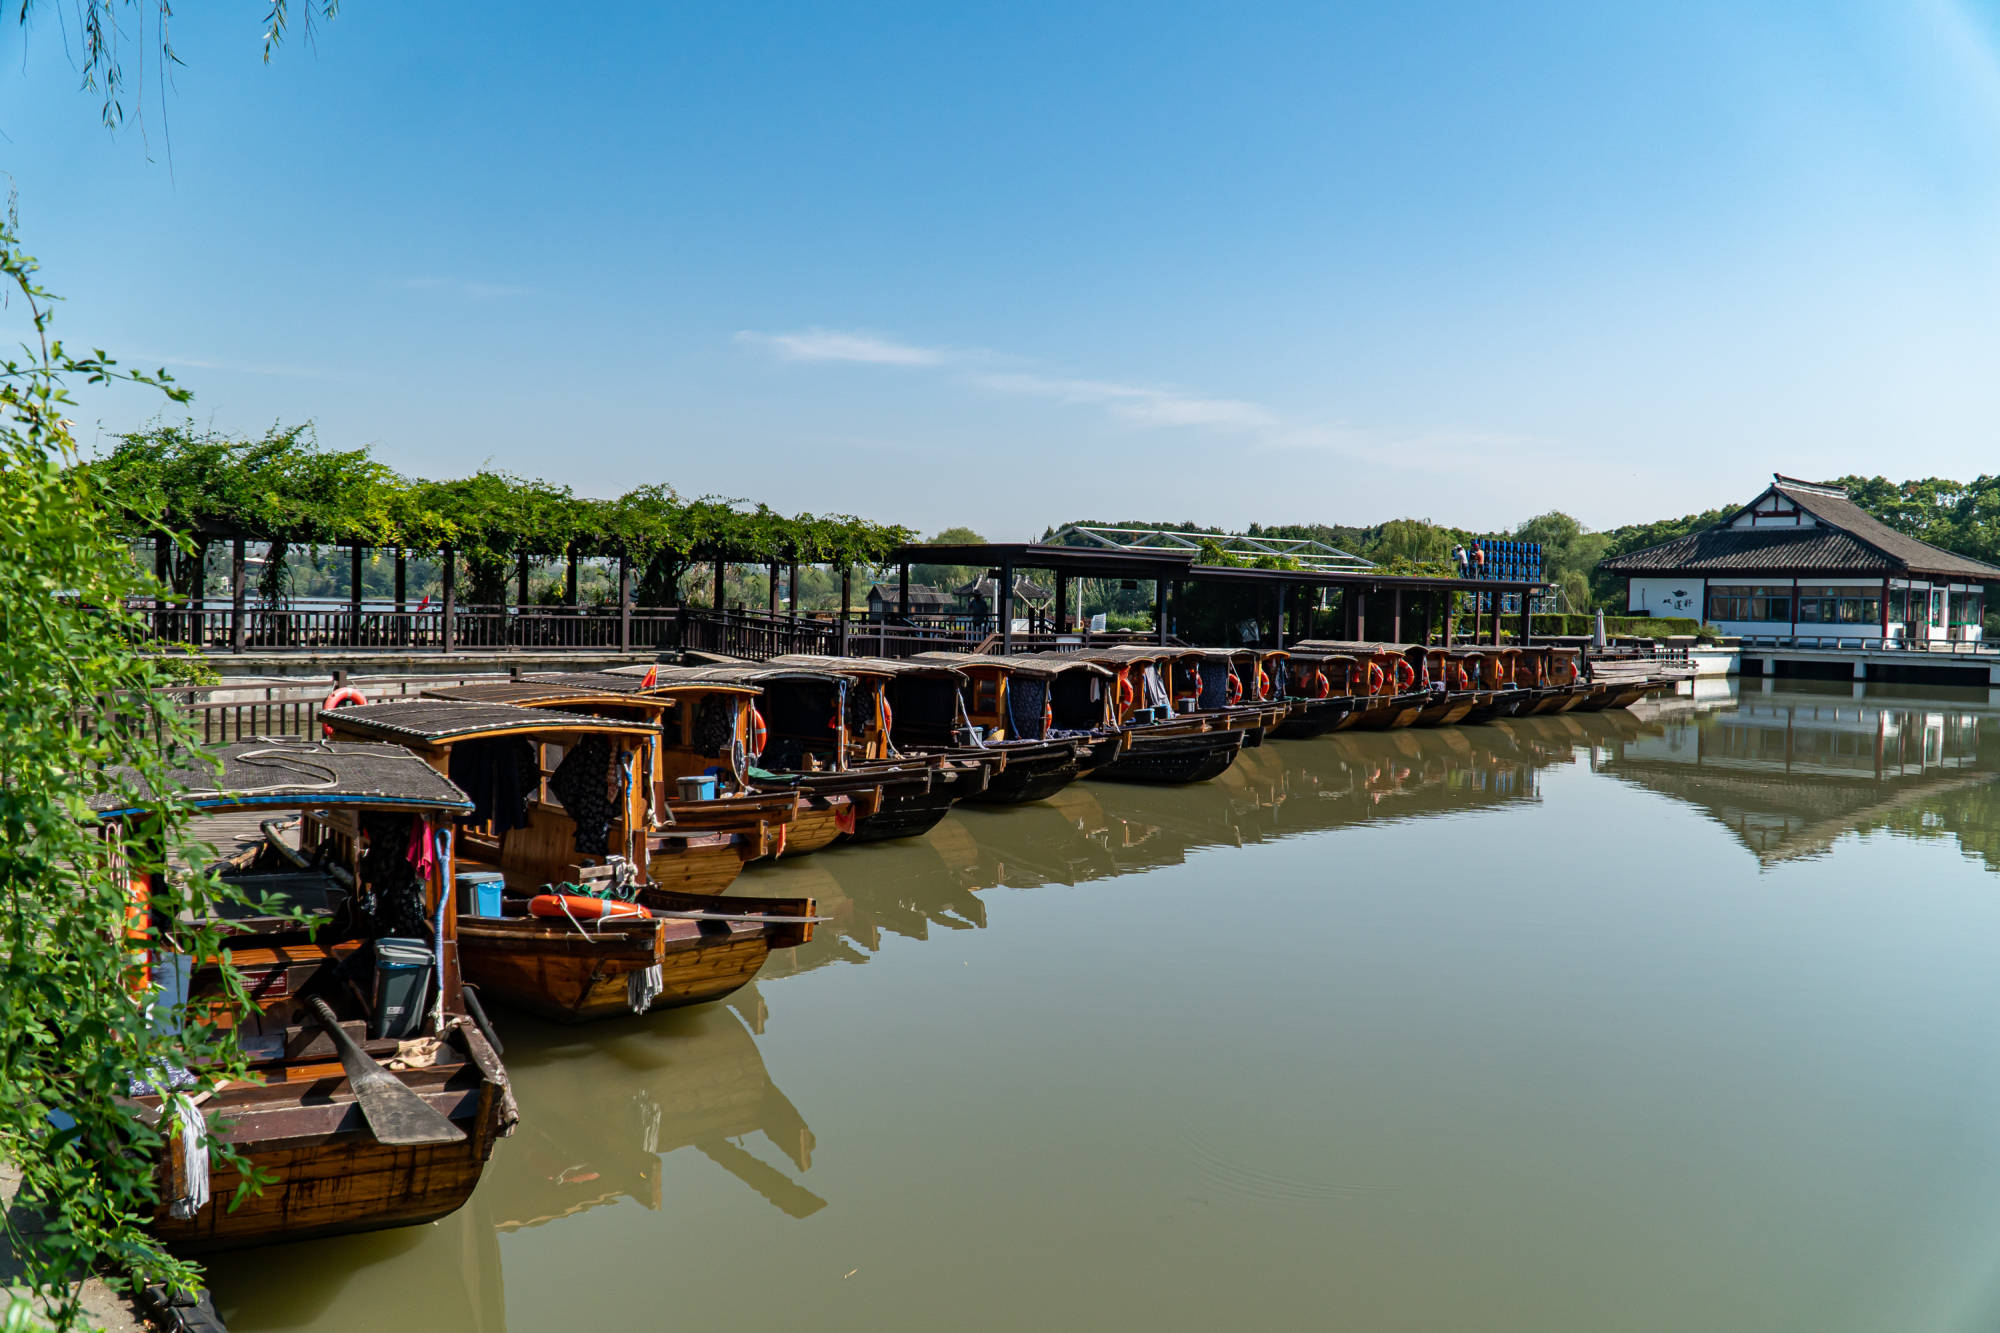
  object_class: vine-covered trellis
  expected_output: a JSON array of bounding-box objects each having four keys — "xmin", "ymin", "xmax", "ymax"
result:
[{"xmin": 84, "ymin": 423, "xmax": 914, "ymax": 653}]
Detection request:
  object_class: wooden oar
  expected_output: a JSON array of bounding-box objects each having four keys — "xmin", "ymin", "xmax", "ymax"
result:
[
  {"xmin": 650, "ymin": 910, "xmax": 831, "ymax": 925},
  {"xmin": 302, "ymin": 995, "xmax": 466, "ymax": 1147}
]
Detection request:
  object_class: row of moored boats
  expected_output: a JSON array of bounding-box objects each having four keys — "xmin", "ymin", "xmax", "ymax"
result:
[{"xmin": 93, "ymin": 638, "xmax": 1680, "ymax": 1261}]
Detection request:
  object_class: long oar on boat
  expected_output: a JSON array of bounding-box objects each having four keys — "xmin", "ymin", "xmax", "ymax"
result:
[{"xmin": 303, "ymin": 995, "xmax": 466, "ymax": 1147}]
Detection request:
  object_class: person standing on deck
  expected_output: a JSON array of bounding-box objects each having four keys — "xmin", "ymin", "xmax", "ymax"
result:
[
  {"xmin": 1453, "ymin": 543, "xmax": 1469, "ymax": 577},
  {"xmin": 1471, "ymin": 543, "xmax": 1486, "ymax": 578}
]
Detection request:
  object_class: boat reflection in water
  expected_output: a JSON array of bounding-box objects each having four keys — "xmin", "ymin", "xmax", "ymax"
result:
[
  {"xmin": 213, "ymin": 999, "xmax": 817, "ymax": 1333},
  {"xmin": 1595, "ymin": 682, "xmax": 2000, "ymax": 866}
]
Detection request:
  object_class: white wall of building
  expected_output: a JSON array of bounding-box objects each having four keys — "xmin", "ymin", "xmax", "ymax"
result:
[{"xmin": 1626, "ymin": 576, "xmax": 1705, "ymax": 616}]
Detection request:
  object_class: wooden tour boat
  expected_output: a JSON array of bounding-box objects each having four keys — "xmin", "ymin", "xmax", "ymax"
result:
[
  {"xmin": 322, "ymin": 699, "xmax": 816, "ymax": 1024},
  {"xmin": 93, "ymin": 740, "xmax": 516, "ymax": 1253}
]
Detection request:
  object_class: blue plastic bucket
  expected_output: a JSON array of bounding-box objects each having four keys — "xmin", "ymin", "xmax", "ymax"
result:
[
  {"xmin": 678, "ymin": 775, "xmax": 719, "ymax": 801},
  {"xmin": 456, "ymin": 870, "xmax": 505, "ymax": 918}
]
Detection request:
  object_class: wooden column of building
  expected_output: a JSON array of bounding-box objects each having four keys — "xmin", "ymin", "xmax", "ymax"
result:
[
  {"xmin": 1473, "ymin": 589, "xmax": 1484, "ymax": 645},
  {"xmin": 618, "ymin": 552, "xmax": 632, "ymax": 651},
  {"xmin": 1355, "ymin": 587, "xmax": 1368, "ymax": 641},
  {"xmin": 1154, "ymin": 577, "xmax": 1168, "ymax": 645},
  {"xmin": 1274, "ymin": 583, "xmax": 1287, "ymax": 650},
  {"xmin": 1054, "ymin": 570, "xmax": 1070, "ymax": 632},
  {"xmin": 1390, "ymin": 589, "xmax": 1403, "ymax": 644},
  {"xmin": 440, "ymin": 547, "xmax": 456, "ymax": 652},
  {"xmin": 230, "ymin": 538, "xmax": 248, "ymax": 653},
  {"xmin": 1880, "ymin": 577, "xmax": 1891, "ymax": 643},
  {"xmin": 349, "ymin": 545, "xmax": 365, "ymax": 647},
  {"xmin": 1000, "ymin": 560, "xmax": 1016, "ymax": 653},
  {"xmin": 1789, "ymin": 576, "xmax": 1799, "ymax": 643},
  {"xmin": 566, "ymin": 543, "xmax": 580, "ymax": 606},
  {"xmin": 898, "ymin": 561, "xmax": 911, "ymax": 617},
  {"xmin": 1443, "ymin": 590, "xmax": 1455, "ymax": 647},
  {"xmin": 1518, "ymin": 584, "xmax": 1532, "ymax": 643}
]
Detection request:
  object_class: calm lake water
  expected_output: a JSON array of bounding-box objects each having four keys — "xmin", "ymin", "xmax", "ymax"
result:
[{"xmin": 208, "ymin": 682, "xmax": 2000, "ymax": 1332}]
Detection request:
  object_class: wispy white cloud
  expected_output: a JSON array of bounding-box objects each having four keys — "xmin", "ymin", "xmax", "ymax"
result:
[
  {"xmin": 404, "ymin": 277, "xmax": 537, "ymax": 300},
  {"xmin": 733, "ymin": 328, "xmax": 950, "ymax": 366},
  {"xmin": 731, "ymin": 325, "xmax": 1549, "ymax": 473},
  {"xmin": 135, "ymin": 353, "xmax": 335, "ymax": 380},
  {"xmin": 965, "ymin": 371, "xmax": 1279, "ymax": 431}
]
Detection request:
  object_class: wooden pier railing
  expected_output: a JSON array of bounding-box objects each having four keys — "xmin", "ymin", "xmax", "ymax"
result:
[{"xmin": 131, "ymin": 600, "xmax": 681, "ymax": 654}]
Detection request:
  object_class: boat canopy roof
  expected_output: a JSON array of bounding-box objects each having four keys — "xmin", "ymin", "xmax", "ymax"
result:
[
  {"xmin": 766, "ymin": 653, "xmax": 967, "ymax": 682},
  {"xmin": 1291, "ymin": 639, "xmax": 1426, "ymax": 658},
  {"xmin": 422, "ymin": 678, "xmax": 673, "ymax": 711},
  {"xmin": 91, "ymin": 740, "xmax": 474, "ymax": 819},
  {"xmin": 612, "ymin": 663, "xmax": 845, "ymax": 692},
  {"xmin": 1068, "ymin": 644, "xmax": 1198, "ymax": 666},
  {"xmin": 914, "ymin": 650, "xmax": 1114, "ymax": 679},
  {"xmin": 323, "ymin": 699, "xmax": 660, "ymax": 746}
]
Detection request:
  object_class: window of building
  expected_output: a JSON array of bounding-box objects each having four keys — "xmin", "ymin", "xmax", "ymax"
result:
[
  {"xmin": 1951, "ymin": 590, "xmax": 1985, "ymax": 626},
  {"xmin": 1796, "ymin": 585, "xmax": 1882, "ymax": 626},
  {"xmin": 1707, "ymin": 584, "xmax": 1793, "ymax": 623}
]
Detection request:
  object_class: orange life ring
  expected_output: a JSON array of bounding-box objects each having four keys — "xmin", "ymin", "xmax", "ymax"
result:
[
  {"xmin": 1311, "ymin": 669, "xmax": 1330, "ymax": 700},
  {"xmin": 1043, "ymin": 700, "xmax": 1054, "ymax": 736},
  {"xmin": 1393, "ymin": 659, "xmax": 1415, "ymax": 691},
  {"xmin": 748, "ymin": 706, "xmax": 768, "ymax": 758},
  {"xmin": 529, "ymin": 894, "xmax": 652, "ymax": 922},
  {"xmin": 879, "ymin": 696, "xmax": 894, "ymax": 737},
  {"xmin": 1255, "ymin": 666, "xmax": 1270, "ymax": 699},
  {"xmin": 125, "ymin": 873, "xmax": 152, "ymax": 997},
  {"xmin": 1227, "ymin": 674, "xmax": 1243, "ymax": 704},
  {"xmin": 321, "ymin": 685, "xmax": 367, "ymax": 738},
  {"xmin": 1116, "ymin": 672, "xmax": 1135, "ymax": 711},
  {"xmin": 1367, "ymin": 662, "xmax": 1385, "ymax": 695}
]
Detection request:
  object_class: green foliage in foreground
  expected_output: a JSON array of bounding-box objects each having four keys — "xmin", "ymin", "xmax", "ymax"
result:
[{"xmin": 1, "ymin": 231, "xmax": 264, "ymax": 1327}]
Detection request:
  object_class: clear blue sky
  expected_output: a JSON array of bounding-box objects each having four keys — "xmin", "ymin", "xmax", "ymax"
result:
[{"xmin": 7, "ymin": 1, "xmax": 2000, "ymax": 541}]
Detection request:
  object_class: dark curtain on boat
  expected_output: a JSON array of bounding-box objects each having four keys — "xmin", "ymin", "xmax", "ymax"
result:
[
  {"xmin": 448, "ymin": 737, "xmax": 538, "ymax": 836},
  {"xmin": 759, "ymin": 680, "xmax": 842, "ymax": 769},
  {"xmin": 1049, "ymin": 672, "xmax": 1101, "ymax": 730},
  {"xmin": 1198, "ymin": 660, "xmax": 1233, "ymax": 709},
  {"xmin": 887, "ymin": 676, "xmax": 959, "ymax": 747},
  {"xmin": 692, "ymin": 697, "xmax": 736, "ymax": 757},
  {"xmin": 549, "ymin": 736, "xmax": 619, "ymax": 856},
  {"xmin": 359, "ymin": 811, "xmax": 429, "ymax": 939},
  {"xmin": 1004, "ymin": 676, "xmax": 1048, "ymax": 739}
]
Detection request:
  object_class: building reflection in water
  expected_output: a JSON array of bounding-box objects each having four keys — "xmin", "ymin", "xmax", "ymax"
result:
[{"xmin": 1595, "ymin": 682, "xmax": 2000, "ymax": 866}]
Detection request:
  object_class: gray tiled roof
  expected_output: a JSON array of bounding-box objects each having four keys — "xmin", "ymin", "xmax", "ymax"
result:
[{"xmin": 1601, "ymin": 480, "xmax": 2000, "ymax": 579}]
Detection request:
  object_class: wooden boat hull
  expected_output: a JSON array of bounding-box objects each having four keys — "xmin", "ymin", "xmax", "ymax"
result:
[
  {"xmin": 1269, "ymin": 697, "xmax": 1358, "ymax": 739},
  {"xmin": 845, "ymin": 781, "xmax": 962, "ymax": 842},
  {"xmin": 959, "ymin": 740, "xmax": 1088, "ymax": 805},
  {"xmin": 1413, "ymin": 695, "xmax": 1477, "ymax": 727},
  {"xmin": 1463, "ymin": 691, "xmax": 1532, "ymax": 724},
  {"xmin": 458, "ymin": 915, "xmax": 662, "ymax": 1023},
  {"xmin": 1345, "ymin": 696, "xmax": 1426, "ymax": 731},
  {"xmin": 644, "ymin": 832, "xmax": 748, "ymax": 895},
  {"xmin": 150, "ymin": 1045, "xmax": 509, "ymax": 1254},
  {"xmin": 1089, "ymin": 728, "xmax": 1245, "ymax": 784}
]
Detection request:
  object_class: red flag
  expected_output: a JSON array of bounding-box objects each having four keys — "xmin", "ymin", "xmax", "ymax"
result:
[{"xmin": 640, "ymin": 664, "xmax": 658, "ymax": 689}]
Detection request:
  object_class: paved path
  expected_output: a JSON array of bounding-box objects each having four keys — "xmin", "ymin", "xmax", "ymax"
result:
[{"xmin": 1, "ymin": 1162, "xmax": 146, "ymax": 1331}]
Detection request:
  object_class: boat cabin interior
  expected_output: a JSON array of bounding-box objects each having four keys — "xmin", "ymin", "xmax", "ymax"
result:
[
  {"xmin": 765, "ymin": 653, "xmax": 969, "ymax": 754},
  {"xmin": 916, "ymin": 651, "xmax": 1119, "ymax": 739},
  {"xmin": 633, "ymin": 664, "xmax": 860, "ymax": 773},
  {"xmin": 322, "ymin": 699, "xmax": 658, "ymax": 895}
]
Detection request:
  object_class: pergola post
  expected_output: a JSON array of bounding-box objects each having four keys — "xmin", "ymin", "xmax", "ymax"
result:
[
  {"xmin": 516, "ymin": 550, "xmax": 530, "ymax": 613},
  {"xmin": 1519, "ymin": 585, "xmax": 1532, "ymax": 643},
  {"xmin": 1154, "ymin": 577, "xmax": 1168, "ymax": 645},
  {"xmin": 565, "ymin": 543, "xmax": 580, "ymax": 606},
  {"xmin": 1053, "ymin": 570, "xmax": 1070, "ymax": 632},
  {"xmin": 230, "ymin": 538, "xmax": 247, "ymax": 653},
  {"xmin": 1444, "ymin": 589, "xmax": 1455, "ymax": 647},
  {"xmin": 440, "ymin": 546, "xmax": 456, "ymax": 652},
  {"xmin": 838, "ymin": 566, "xmax": 852, "ymax": 654},
  {"xmin": 1000, "ymin": 559, "xmax": 1016, "ymax": 654},
  {"xmin": 1274, "ymin": 582, "xmax": 1287, "ymax": 650},
  {"xmin": 1355, "ymin": 586, "xmax": 1368, "ymax": 641},
  {"xmin": 349, "ymin": 544, "xmax": 364, "ymax": 647},
  {"xmin": 768, "ymin": 560, "xmax": 780, "ymax": 616},
  {"xmin": 190, "ymin": 538, "xmax": 207, "ymax": 645},
  {"xmin": 153, "ymin": 537, "xmax": 170, "ymax": 639},
  {"xmin": 714, "ymin": 556, "xmax": 727, "ymax": 611},
  {"xmin": 1391, "ymin": 588, "xmax": 1403, "ymax": 644},
  {"xmin": 394, "ymin": 549, "xmax": 408, "ymax": 647},
  {"xmin": 789, "ymin": 562, "xmax": 800, "ymax": 621},
  {"xmin": 619, "ymin": 551, "xmax": 632, "ymax": 651}
]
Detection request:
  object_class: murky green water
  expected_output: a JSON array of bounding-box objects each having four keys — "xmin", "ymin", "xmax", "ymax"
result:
[{"xmin": 207, "ymin": 682, "xmax": 2000, "ymax": 1332}]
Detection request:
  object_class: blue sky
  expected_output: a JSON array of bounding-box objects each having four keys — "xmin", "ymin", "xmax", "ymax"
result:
[{"xmin": 7, "ymin": 1, "xmax": 2000, "ymax": 540}]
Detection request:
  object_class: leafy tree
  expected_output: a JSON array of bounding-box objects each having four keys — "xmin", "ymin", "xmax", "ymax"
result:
[{"xmin": 1, "ymin": 232, "xmax": 268, "ymax": 1329}]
